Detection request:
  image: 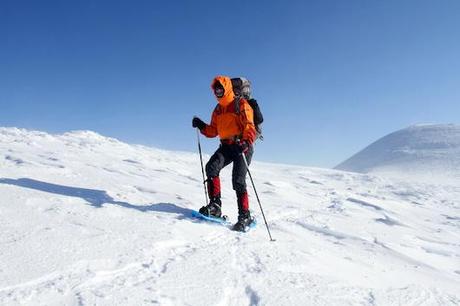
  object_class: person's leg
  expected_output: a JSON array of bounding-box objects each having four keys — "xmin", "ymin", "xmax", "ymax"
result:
[
  {"xmin": 231, "ymin": 146, "xmax": 254, "ymax": 231},
  {"xmin": 200, "ymin": 146, "xmax": 232, "ymax": 216}
]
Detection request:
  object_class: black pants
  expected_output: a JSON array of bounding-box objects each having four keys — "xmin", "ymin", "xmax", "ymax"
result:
[{"xmin": 205, "ymin": 144, "xmax": 254, "ymax": 194}]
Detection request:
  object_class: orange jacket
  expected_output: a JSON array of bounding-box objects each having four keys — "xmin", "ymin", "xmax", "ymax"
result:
[{"xmin": 201, "ymin": 76, "xmax": 256, "ymax": 144}]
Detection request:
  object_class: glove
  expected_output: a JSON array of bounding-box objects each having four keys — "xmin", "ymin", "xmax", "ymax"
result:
[
  {"xmin": 236, "ymin": 140, "xmax": 250, "ymax": 154},
  {"xmin": 192, "ymin": 117, "xmax": 206, "ymax": 130}
]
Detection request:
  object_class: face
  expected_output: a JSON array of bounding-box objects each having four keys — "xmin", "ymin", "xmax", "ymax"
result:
[{"xmin": 214, "ymin": 85, "xmax": 224, "ymax": 98}]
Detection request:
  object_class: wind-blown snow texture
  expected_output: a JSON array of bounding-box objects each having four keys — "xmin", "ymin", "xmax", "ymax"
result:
[
  {"xmin": 335, "ymin": 124, "xmax": 460, "ymax": 184},
  {"xmin": 0, "ymin": 127, "xmax": 459, "ymax": 306}
]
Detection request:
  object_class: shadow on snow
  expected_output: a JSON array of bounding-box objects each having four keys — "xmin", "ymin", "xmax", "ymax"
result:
[{"xmin": 0, "ymin": 177, "xmax": 194, "ymax": 219}]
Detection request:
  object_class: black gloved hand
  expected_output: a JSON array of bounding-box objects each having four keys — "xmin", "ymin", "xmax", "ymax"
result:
[
  {"xmin": 235, "ymin": 140, "xmax": 250, "ymax": 154},
  {"xmin": 192, "ymin": 117, "xmax": 206, "ymax": 130}
]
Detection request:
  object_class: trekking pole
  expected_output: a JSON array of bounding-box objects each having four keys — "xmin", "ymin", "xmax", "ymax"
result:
[
  {"xmin": 241, "ymin": 153, "xmax": 276, "ymax": 242},
  {"xmin": 196, "ymin": 128, "xmax": 208, "ymax": 206}
]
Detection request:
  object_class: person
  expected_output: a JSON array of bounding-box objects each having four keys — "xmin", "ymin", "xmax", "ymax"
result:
[{"xmin": 192, "ymin": 75, "xmax": 257, "ymax": 231}]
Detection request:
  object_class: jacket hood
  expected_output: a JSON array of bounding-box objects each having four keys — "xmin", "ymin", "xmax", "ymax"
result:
[{"xmin": 211, "ymin": 76, "xmax": 235, "ymax": 107}]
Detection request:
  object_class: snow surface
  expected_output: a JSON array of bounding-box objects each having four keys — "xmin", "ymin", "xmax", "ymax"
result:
[
  {"xmin": 335, "ymin": 124, "xmax": 460, "ymax": 185},
  {"xmin": 0, "ymin": 127, "xmax": 459, "ymax": 306}
]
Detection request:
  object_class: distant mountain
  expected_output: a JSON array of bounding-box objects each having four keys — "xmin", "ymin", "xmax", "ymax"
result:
[{"xmin": 335, "ymin": 124, "xmax": 460, "ymax": 184}]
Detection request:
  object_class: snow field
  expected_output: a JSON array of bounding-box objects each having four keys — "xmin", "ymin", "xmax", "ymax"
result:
[{"xmin": 0, "ymin": 128, "xmax": 459, "ymax": 305}]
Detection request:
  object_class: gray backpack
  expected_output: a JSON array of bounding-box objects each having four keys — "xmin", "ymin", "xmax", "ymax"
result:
[{"xmin": 231, "ymin": 77, "xmax": 264, "ymax": 140}]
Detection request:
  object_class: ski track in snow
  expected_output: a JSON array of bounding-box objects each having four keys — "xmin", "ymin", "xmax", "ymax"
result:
[{"xmin": 0, "ymin": 128, "xmax": 459, "ymax": 305}]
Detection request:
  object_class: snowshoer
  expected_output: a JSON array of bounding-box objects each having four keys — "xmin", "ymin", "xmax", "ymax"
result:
[{"xmin": 192, "ymin": 75, "xmax": 257, "ymax": 232}]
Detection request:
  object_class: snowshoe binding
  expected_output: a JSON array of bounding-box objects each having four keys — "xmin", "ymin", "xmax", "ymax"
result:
[
  {"xmin": 232, "ymin": 211, "xmax": 255, "ymax": 232},
  {"xmin": 198, "ymin": 201, "xmax": 222, "ymax": 218}
]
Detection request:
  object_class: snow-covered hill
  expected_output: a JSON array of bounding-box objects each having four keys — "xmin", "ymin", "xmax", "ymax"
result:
[
  {"xmin": 335, "ymin": 124, "xmax": 460, "ymax": 184},
  {"xmin": 0, "ymin": 127, "xmax": 459, "ymax": 305}
]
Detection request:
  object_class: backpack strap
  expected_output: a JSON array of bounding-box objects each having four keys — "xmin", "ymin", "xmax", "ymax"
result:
[
  {"xmin": 233, "ymin": 96, "xmax": 241, "ymax": 115},
  {"xmin": 232, "ymin": 97, "xmax": 245, "ymax": 141}
]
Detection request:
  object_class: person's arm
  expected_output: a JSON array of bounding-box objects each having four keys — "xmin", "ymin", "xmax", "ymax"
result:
[{"xmin": 201, "ymin": 108, "xmax": 218, "ymax": 138}]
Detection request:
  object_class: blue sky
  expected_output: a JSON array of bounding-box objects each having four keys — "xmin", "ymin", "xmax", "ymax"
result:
[{"xmin": 1, "ymin": 0, "xmax": 459, "ymax": 167}]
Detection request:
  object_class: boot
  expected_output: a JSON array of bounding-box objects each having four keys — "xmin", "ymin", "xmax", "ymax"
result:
[
  {"xmin": 233, "ymin": 191, "xmax": 253, "ymax": 231},
  {"xmin": 199, "ymin": 176, "xmax": 222, "ymax": 217},
  {"xmin": 233, "ymin": 210, "xmax": 253, "ymax": 232},
  {"xmin": 199, "ymin": 200, "xmax": 222, "ymax": 218}
]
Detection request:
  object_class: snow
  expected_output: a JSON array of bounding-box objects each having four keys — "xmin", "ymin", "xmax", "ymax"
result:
[
  {"xmin": 0, "ymin": 127, "xmax": 459, "ymax": 305},
  {"xmin": 335, "ymin": 124, "xmax": 460, "ymax": 185}
]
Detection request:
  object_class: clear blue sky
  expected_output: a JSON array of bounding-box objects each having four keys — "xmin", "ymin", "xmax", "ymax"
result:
[{"xmin": 1, "ymin": 0, "xmax": 459, "ymax": 167}]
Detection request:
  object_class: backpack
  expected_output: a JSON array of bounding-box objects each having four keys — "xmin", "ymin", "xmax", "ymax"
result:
[{"xmin": 231, "ymin": 77, "xmax": 264, "ymax": 140}]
